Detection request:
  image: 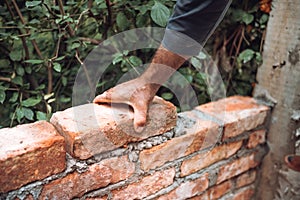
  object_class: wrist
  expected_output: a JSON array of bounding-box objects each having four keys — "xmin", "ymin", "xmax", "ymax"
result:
[{"xmin": 137, "ymin": 76, "xmax": 161, "ymax": 94}]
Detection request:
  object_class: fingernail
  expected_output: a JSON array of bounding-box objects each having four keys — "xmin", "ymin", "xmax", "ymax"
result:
[{"xmin": 135, "ymin": 126, "xmax": 145, "ymax": 133}]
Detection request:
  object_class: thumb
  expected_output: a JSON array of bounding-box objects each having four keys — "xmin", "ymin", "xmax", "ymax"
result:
[
  {"xmin": 93, "ymin": 91, "xmax": 111, "ymax": 104},
  {"xmin": 132, "ymin": 101, "xmax": 149, "ymax": 133}
]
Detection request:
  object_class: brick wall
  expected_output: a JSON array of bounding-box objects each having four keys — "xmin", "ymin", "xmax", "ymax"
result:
[{"xmin": 0, "ymin": 96, "xmax": 269, "ymax": 200}]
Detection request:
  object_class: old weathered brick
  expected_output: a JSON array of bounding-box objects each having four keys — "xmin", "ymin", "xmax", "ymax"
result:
[
  {"xmin": 233, "ymin": 187, "xmax": 255, "ymax": 200},
  {"xmin": 236, "ymin": 170, "xmax": 256, "ymax": 188},
  {"xmin": 14, "ymin": 194, "xmax": 34, "ymax": 200},
  {"xmin": 193, "ymin": 180, "xmax": 233, "ymax": 200},
  {"xmin": 181, "ymin": 141, "xmax": 243, "ymax": 177},
  {"xmin": 217, "ymin": 153, "xmax": 259, "ymax": 184},
  {"xmin": 111, "ymin": 168, "xmax": 175, "ymax": 200},
  {"xmin": 0, "ymin": 121, "xmax": 66, "ymax": 193},
  {"xmin": 50, "ymin": 97, "xmax": 177, "ymax": 159},
  {"xmin": 40, "ymin": 155, "xmax": 134, "ymax": 199},
  {"xmin": 196, "ymin": 96, "xmax": 269, "ymax": 140},
  {"xmin": 24, "ymin": 195, "xmax": 34, "ymax": 200},
  {"xmin": 140, "ymin": 112, "xmax": 219, "ymax": 171},
  {"xmin": 157, "ymin": 173, "xmax": 209, "ymax": 200},
  {"xmin": 86, "ymin": 196, "xmax": 108, "ymax": 200},
  {"xmin": 247, "ymin": 129, "xmax": 266, "ymax": 149},
  {"xmin": 208, "ymin": 180, "xmax": 233, "ymax": 199}
]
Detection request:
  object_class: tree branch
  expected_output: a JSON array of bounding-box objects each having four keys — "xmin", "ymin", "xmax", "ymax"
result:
[
  {"xmin": 78, "ymin": 37, "xmax": 101, "ymax": 45},
  {"xmin": 74, "ymin": 9, "xmax": 90, "ymax": 32},
  {"xmin": 56, "ymin": 0, "xmax": 93, "ymax": 94},
  {"xmin": 47, "ymin": 63, "xmax": 53, "ymax": 94},
  {"xmin": 4, "ymin": 0, "xmax": 15, "ymax": 18},
  {"xmin": 57, "ymin": 0, "xmax": 75, "ymax": 37},
  {"xmin": 0, "ymin": 76, "xmax": 11, "ymax": 82},
  {"xmin": 75, "ymin": 50, "xmax": 93, "ymax": 93},
  {"xmin": 105, "ymin": 0, "xmax": 112, "ymax": 26},
  {"xmin": 102, "ymin": 0, "xmax": 112, "ymax": 39},
  {"xmin": 11, "ymin": 0, "xmax": 43, "ymax": 59}
]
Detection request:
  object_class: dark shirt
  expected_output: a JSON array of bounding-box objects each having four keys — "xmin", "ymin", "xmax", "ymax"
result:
[{"xmin": 162, "ymin": 0, "xmax": 232, "ymax": 55}]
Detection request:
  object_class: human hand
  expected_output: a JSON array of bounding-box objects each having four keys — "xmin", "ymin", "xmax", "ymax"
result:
[{"xmin": 93, "ymin": 77, "xmax": 159, "ymax": 132}]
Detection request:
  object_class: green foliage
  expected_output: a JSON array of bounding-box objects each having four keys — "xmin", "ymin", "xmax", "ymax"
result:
[
  {"xmin": 0, "ymin": 0, "xmax": 175, "ymax": 127},
  {"xmin": 160, "ymin": 0, "xmax": 269, "ymax": 109},
  {"xmin": 151, "ymin": 1, "xmax": 171, "ymax": 27},
  {"xmin": 0, "ymin": 0, "xmax": 269, "ymax": 128},
  {"xmin": 205, "ymin": 0, "xmax": 269, "ymax": 96}
]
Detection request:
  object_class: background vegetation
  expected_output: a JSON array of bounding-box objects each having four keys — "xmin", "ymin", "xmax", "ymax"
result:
[{"xmin": 0, "ymin": 0, "xmax": 270, "ymax": 128}]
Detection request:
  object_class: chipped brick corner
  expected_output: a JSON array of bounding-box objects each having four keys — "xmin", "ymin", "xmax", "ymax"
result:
[{"xmin": 0, "ymin": 96, "xmax": 270, "ymax": 199}]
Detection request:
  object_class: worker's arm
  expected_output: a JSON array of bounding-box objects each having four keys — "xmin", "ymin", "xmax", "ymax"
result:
[{"xmin": 94, "ymin": 0, "xmax": 231, "ymax": 132}]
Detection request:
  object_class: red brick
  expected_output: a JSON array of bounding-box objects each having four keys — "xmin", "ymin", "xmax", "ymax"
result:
[
  {"xmin": 217, "ymin": 153, "xmax": 259, "ymax": 184},
  {"xmin": 50, "ymin": 97, "xmax": 176, "ymax": 159},
  {"xmin": 111, "ymin": 168, "xmax": 175, "ymax": 200},
  {"xmin": 193, "ymin": 180, "xmax": 233, "ymax": 200},
  {"xmin": 247, "ymin": 130, "xmax": 266, "ymax": 148},
  {"xmin": 86, "ymin": 196, "xmax": 108, "ymax": 200},
  {"xmin": 25, "ymin": 196, "xmax": 34, "ymax": 200},
  {"xmin": 181, "ymin": 141, "xmax": 243, "ymax": 176},
  {"xmin": 233, "ymin": 187, "xmax": 255, "ymax": 200},
  {"xmin": 181, "ymin": 111, "xmax": 223, "ymax": 153},
  {"xmin": 140, "ymin": 112, "xmax": 219, "ymax": 171},
  {"xmin": 0, "ymin": 121, "xmax": 66, "ymax": 193},
  {"xmin": 157, "ymin": 173, "xmax": 209, "ymax": 200},
  {"xmin": 196, "ymin": 96, "xmax": 269, "ymax": 140},
  {"xmin": 40, "ymin": 155, "xmax": 134, "ymax": 199},
  {"xmin": 236, "ymin": 170, "xmax": 256, "ymax": 188},
  {"xmin": 14, "ymin": 195, "xmax": 34, "ymax": 200},
  {"xmin": 209, "ymin": 180, "xmax": 233, "ymax": 199}
]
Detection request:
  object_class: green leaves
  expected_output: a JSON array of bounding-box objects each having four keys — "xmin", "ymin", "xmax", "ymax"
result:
[
  {"xmin": 232, "ymin": 9, "xmax": 254, "ymax": 25},
  {"xmin": 116, "ymin": 12, "xmax": 130, "ymax": 31},
  {"xmin": 25, "ymin": 1, "xmax": 42, "ymax": 8},
  {"xmin": 260, "ymin": 14, "xmax": 269, "ymax": 25},
  {"xmin": 53, "ymin": 62, "xmax": 62, "ymax": 72},
  {"xmin": 0, "ymin": 0, "xmax": 266, "ymax": 128},
  {"xmin": 9, "ymin": 40, "xmax": 23, "ymax": 61},
  {"xmin": 16, "ymin": 107, "xmax": 24, "ymax": 122},
  {"xmin": 16, "ymin": 65, "xmax": 25, "ymax": 76},
  {"xmin": 9, "ymin": 92, "xmax": 19, "ymax": 103},
  {"xmin": 237, "ymin": 49, "xmax": 262, "ymax": 67},
  {"xmin": 36, "ymin": 111, "xmax": 47, "ymax": 121},
  {"xmin": 151, "ymin": 1, "xmax": 170, "ymax": 27},
  {"xmin": 9, "ymin": 95, "xmax": 47, "ymax": 123},
  {"xmin": 23, "ymin": 108, "xmax": 34, "ymax": 120},
  {"xmin": 71, "ymin": 42, "xmax": 81, "ymax": 50},
  {"xmin": 128, "ymin": 56, "xmax": 142, "ymax": 67},
  {"xmin": 242, "ymin": 13, "xmax": 254, "ymax": 25},
  {"xmin": 24, "ymin": 59, "xmax": 44, "ymax": 64},
  {"xmin": 161, "ymin": 92, "xmax": 173, "ymax": 100},
  {"xmin": 0, "ymin": 89, "xmax": 6, "ymax": 104},
  {"xmin": 21, "ymin": 97, "xmax": 41, "ymax": 107},
  {"xmin": 238, "ymin": 49, "xmax": 255, "ymax": 64},
  {"xmin": 12, "ymin": 76, "xmax": 23, "ymax": 86},
  {"xmin": 16, "ymin": 107, "xmax": 34, "ymax": 122},
  {"xmin": 9, "ymin": 51, "xmax": 23, "ymax": 62}
]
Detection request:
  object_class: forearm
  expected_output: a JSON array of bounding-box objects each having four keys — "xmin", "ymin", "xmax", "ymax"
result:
[{"xmin": 140, "ymin": 45, "xmax": 189, "ymax": 89}]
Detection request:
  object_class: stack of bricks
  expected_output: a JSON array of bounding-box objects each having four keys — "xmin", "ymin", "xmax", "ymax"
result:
[{"xmin": 0, "ymin": 96, "xmax": 269, "ymax": 200}]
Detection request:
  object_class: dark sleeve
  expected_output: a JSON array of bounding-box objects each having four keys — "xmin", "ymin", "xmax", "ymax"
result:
[{"xmin": 162, "ymin": 0, "xmax": 232, "ymax": 56}]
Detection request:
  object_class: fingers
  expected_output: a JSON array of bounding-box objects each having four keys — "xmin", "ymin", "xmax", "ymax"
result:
[
  {"xmin": 93, "ymin": 80, "xmax": 155, "ymax": 133},
  {"xmin": 93, "ymin": 91, "xmax": 111, "ymax": 104},
  {"xmin": 93, "ymin": 90, "xmax": 149, "ymax": 133},
  {"xmin": 93, "ymin": 88, "xmax": 131, "ymax": 105},
  {"xmin": 132, "ymin": 101, "xmax": 148, "ymax": 133},
  {"xmin": 152, "ymin": 96, "xmax": 164, "ymax": 104}
]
